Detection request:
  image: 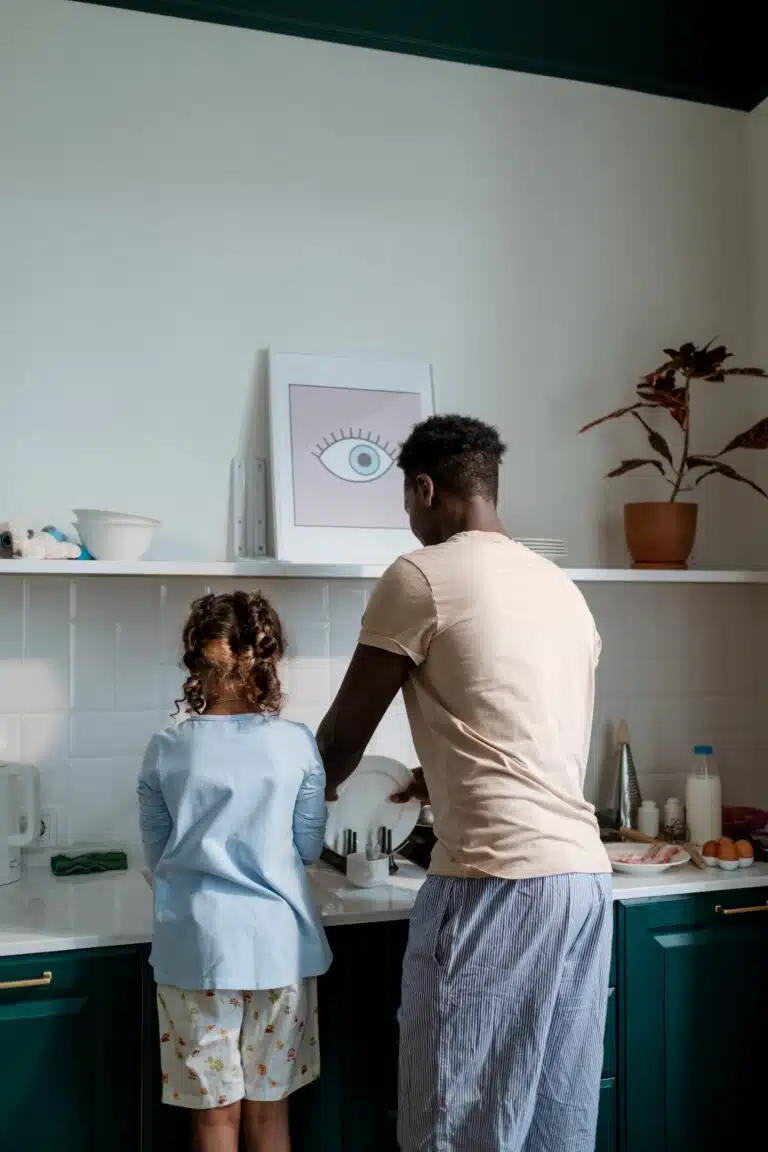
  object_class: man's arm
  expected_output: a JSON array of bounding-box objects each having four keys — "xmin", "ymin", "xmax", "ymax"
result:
[{"xmin": 317, "ymin": 643, "xmax": 413, "ymax": 798}]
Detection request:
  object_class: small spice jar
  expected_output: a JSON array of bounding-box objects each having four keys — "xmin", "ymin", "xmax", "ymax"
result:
[{"xmin": 664, "ymin": 797, "xmax": 686, "ymax": 841}]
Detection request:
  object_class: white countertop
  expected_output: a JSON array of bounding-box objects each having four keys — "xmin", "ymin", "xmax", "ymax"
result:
[{"xmin": 0, "ymin": 859, "xmax": 767, "ymax": 959}]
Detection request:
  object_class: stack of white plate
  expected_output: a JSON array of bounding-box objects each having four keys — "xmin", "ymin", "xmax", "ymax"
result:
[{"xmin": 517, "ymin": 538, "xmax": 568, "ymax": 564}]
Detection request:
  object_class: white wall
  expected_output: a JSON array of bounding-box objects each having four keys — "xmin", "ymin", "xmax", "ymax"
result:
[
  {"xmin": 1, "ymin": 0, "xmax": 760, "ymax": 567},
  {"xmin": 748, "ymin": 99, "xmax": 768, "ymax": 362},
  {"xmin": 747, "ymin": 98, "xmax": 768, "ymax": 804},
  {"xmin": 1, "ymin": 1, "xmax": 766, "ymax": 854}
]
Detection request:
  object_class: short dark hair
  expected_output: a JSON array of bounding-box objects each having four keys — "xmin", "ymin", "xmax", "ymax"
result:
[{"xmin": 398, "ymin": 415, "xmax": 507, "ymax": 501}]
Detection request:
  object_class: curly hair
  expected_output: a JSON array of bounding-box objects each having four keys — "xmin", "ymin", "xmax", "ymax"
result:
[
  {"xmin": 398, "ymin": 414, "xmax": 507, "ymax": 502},
  {"xmin": 174, "ymin": 591, "xmax": 285, "ymax": 717}
]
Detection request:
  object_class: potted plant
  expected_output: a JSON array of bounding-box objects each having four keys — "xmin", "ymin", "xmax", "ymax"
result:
[{"xmin": 580, "ymin": 340, "xmax": 768, "ymax": 568}]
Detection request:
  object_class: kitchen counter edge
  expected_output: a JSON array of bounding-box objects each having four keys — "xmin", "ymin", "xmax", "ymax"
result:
[{"xmin": 0, "ymin": 860, "xmax": 767, "ymax": 959}]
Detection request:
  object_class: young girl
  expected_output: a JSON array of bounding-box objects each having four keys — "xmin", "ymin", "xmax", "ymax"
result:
[{"xmin": 138, "ymin": 591, "xmax": 331, "ymax": 1152}]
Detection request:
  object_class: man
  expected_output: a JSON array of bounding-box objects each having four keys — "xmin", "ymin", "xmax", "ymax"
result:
[{"xmin": 316, "ymin": 414, "xmax": 611, "ymax": 1152}]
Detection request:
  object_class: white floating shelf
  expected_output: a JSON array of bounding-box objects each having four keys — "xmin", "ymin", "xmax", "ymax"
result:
[{"xmin": 1, "ymin": 560, "xmax": 767, "ymax": 583}]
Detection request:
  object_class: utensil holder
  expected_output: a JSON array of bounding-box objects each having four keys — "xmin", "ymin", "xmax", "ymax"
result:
[{"xmin": 346, "ymin": 853, "xmax": 390, "ymax": 888}]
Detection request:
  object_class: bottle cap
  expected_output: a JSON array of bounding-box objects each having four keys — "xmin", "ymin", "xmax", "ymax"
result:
[
  {"xmin": 640, "ymin": 799, "xmax": 657, "ymax": 808},
  {"xmin": 694, "ymin": 744, "xmax": 713, "ymax": 755}
]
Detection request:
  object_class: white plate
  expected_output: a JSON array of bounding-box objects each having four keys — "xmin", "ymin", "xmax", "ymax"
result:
[
  {"xmin": 325, "ymin": 756, "xmax": 421, "ymax": 855},
  {"xmin": 518, "ymin": 540, "xmax": 567, "ymax": 548},
  {"xmin": 606, "ymin": 842, "xmax": 690, "ymax": 875}
]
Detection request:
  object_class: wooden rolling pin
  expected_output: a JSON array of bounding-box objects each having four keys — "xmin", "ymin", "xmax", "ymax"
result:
[{"xmin": 618, "ymin": 827, "xmax": 704, "ymax": 869}]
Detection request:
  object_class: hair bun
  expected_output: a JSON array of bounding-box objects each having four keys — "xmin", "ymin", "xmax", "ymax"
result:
[
  {"xmin": 254, "ymin": 631, "xmax": 278, "ymax": 659},
  {"xmin": 235, "ymin": 645, "xmax": 255, "ymax": 671},
  {"xmin": 203, "ymin": 638, "xmax": 234, "ymax": 670}
]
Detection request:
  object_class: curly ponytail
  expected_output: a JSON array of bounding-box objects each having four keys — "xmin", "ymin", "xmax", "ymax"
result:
[{"xmin": 174, "ymin": 591, "xmax": 285, "ymax": 717}]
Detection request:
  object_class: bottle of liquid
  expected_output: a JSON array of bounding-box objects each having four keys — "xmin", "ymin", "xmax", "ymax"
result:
[
  {"xmin": 637, "ymin": 800, "xmax": 660, "ymax": 838},
  {"xmin": 685, "ymin": 745, "xmax": 722, "ymax": 846}
]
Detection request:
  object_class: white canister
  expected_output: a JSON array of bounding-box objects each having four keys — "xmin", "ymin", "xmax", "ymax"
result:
[
  {"xmin": 637, "ymin": 800, "xmax": 660, "ymax": 838},
  {"xmin": 345, "ymin": 852, "xmax": 390, "ymax": 888}
]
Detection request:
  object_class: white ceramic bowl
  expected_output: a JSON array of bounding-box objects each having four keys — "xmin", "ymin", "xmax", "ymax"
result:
[
  {"xmin": 75, "ymin": 517, "xmax": 158, "ymax": 561},
  {"xmin": 716, "ymin": 858, "xmax": 740, "ymax": 871},
  {"xmin": 73, "ymin": 508, "xmax": 159, "ymax": 526}
]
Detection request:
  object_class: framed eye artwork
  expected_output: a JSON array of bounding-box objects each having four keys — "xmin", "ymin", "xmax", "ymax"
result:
[{"xmin": 268, "ymin": 352, "xmax": 435, "ymax": 565}]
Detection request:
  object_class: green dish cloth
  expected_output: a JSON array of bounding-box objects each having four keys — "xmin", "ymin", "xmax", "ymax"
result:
[{"xmin": 50, "ymin": 851, "xmax": 128, "ymax": 877}]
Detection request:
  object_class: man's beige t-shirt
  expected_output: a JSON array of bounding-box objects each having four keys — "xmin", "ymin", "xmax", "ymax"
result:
[{"xmin": 360, "ymin": 531, "xmax": 610, "ymax": 879}]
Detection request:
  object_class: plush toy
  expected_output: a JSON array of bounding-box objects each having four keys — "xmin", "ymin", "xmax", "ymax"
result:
[{"xmin": 0, "ymin": 523, "xmax": 87, "ymax": 560}]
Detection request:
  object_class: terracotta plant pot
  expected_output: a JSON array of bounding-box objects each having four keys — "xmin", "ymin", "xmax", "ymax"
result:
[{"xmin": 623, "ymin": 502, "xmax": 698, "ymax": 569}]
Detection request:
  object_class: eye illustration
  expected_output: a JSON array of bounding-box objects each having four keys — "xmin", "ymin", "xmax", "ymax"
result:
[{"xmin": 314, "ymin": 430, "xmax": 395, "ymax": 484}]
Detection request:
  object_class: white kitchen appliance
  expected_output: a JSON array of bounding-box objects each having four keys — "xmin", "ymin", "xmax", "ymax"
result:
[{"xmin": 0, "ymin": 763, "xmax": 40, "ymax": 886}]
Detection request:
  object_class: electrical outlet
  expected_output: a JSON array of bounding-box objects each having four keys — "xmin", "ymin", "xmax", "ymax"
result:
[{"xmin": 37, "ymin": 809, "xmax": 59, "ymax": 848}]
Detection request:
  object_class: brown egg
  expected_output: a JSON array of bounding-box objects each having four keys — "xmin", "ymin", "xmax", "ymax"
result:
[
  {"xmin": 717, "ymin": 840, "xmax": 738, "ymax": 861},
  {"xmin": 735, "ymin": 839, "xmax": 754, "ymax": 860},
  {"xmin": 703, "ymin": 840, "xmax": 719, "ymax": 857},
  {"xmin": 718, "ymin": 836, "xmax": 734, "ymax": 848}
]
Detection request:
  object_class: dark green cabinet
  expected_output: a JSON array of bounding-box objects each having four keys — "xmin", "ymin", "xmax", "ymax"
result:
[
  {"xmin": 596, "ymin": 1080, "xmax": 617, "ymax": 1152},
  {"xmin": 619, "ymin": 886, "xmax": 768, "ymax": 1151},
  {"xmin": 8, "ymin": 888, "xmax": 766, "ymax": 1151},
  {"xmin": 0, "ymin": 946, "xmax": 144, "ymax": 1152}
]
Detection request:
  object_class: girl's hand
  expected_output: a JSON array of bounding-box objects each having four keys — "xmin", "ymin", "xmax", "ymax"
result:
[
  {"xmin": 325, "ymin": 785, "xmax": 339, "ymax": 803},
  {"xmin": 391, "ymin": 767, "xmax": 429, "ymax": 805}
]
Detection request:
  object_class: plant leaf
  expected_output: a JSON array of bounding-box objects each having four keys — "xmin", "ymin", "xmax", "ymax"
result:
[
  {"xmin": 717, "ymin": 417, "xmax": 768, "ymax": 455},
  {"xmin": 721, "ymin": 367, "xmax": 768, "ymax": 377},
  {"xmin": 579, "ymin": 403, "xmax": 652, "ymax": 434},
  {"xmin": 692, "ymin": 460, "xmax": 768, "ymax": 499},
  {"xmin": 631, "ymin": 412, "xmax": 674, "ymax": 466},
  {"xmin": 636, "ymin": 384, "xmax": 688, "ymax": 428},
  {"xmin": 685, "ymin": 455, "xmax": 716, "ymax": 470},
  {"xmin": 605, "ymin": 458, "xmax": 667, "ymax": 480}
]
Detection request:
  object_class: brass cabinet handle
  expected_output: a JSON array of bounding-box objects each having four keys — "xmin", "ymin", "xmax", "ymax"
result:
[
  {"xmin": 0, "ymin": 970, "xmax": 53, "ymax": 991},
  {"xmin": 715, "ymin": 903, "xmax": 768, "ymax": 916}
]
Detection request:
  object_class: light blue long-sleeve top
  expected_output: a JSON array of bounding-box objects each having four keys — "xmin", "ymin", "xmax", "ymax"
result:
[{"xmin": 137, "ymin": 713, "xmax": 332, "ymax": 991}]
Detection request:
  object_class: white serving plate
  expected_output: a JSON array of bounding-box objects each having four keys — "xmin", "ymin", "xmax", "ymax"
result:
[
  {"xmin": 606, "ymin": 842, "xmax": 690, "ymax": 875},
  {"xmin": 325, "ymin": 756, "xmax": 421, "ymax": 855}
]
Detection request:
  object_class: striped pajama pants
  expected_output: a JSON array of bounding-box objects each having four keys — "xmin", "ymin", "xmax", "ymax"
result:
[{"xmin": 398, "ymin": 873, "xmax": 613, "ymax": 1152}]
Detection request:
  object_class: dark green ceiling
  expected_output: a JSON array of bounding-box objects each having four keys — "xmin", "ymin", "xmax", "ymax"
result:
[{"xmin": 79, "ymin": 0, "xmax": 766, "ymax": 112}]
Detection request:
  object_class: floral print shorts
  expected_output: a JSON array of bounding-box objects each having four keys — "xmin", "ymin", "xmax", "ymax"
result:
[{"xmin": 157, "ymin": 979, "xmax": 319, "ymax": 1109}]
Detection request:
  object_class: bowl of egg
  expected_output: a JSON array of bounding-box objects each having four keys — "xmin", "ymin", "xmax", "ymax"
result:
[{"xmin": 702, "ymin": 837, "xmax": 754, "ymax": 869}]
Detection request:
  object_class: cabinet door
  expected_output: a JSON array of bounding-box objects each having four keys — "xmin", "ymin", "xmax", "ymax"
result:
[
  {"xmin": 290, "ymin": 922, "xmax": 409, "ymax": 1152},
  {"xmin": 620, "ymin": 889, "xmax": 768, "ymax": 1151},
  {"xmin": 595, "ymin": 1079, "xmax": 616, "ymax": 1152},
  {"xmin": 0, "ymin": 947, "xmax": 142, "ymax": 1152}
]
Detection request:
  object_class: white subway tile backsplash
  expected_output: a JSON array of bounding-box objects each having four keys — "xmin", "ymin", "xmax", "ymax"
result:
[
  {"xmin": 0, "ymin": 574, "xmax": 763, "ymax": 851},
  {"xmin": 0, "ymin": 714, "xmax": 22, "ymax": 761},
  {"xmin": 114, "ymin": 580, "xmax": 164, "ymax": 710},
  {"xmin": 70, "ymin": 711, "xmax": 167, "ymax": 759},
  {"xmin": 68, "ymin": 757, "xmax": 142, "ymax": 845},
  {"xmin": 281, "ymin": 656, "xmax": 331, "ymax": 710},
  {"xmin": 71, "ymin": 580, "xmax": 118, "ymax": 710},
  {"xmin": 24, "ymin": 578, "xmax": 72, "ymax": 709},
  {"xmin": 0, "ymin": 578, "xmax": 23, "ymax": 659},
  {"xmin": 20, "ymin": 712, "xmax": 69, "ymax": 769},
  {"xmin": 158, "ymin": 579, "xmax": 211, "ymax": 658}
]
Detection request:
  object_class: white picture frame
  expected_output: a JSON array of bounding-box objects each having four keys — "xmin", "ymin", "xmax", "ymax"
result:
[{"xmin": 268, "ymin": 352, "xmax": 435, "ymax": 565}]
